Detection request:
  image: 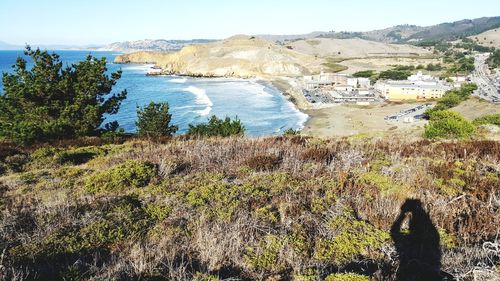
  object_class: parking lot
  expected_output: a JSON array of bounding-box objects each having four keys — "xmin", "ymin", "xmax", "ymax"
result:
[{"xmin": 385, "ymin": 104, "xmax": 434, "ymax": 122}]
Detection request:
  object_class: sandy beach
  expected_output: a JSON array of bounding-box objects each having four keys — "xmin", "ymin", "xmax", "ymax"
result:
[{"xmin": 302, "ymin": 103, "xmax": 429, "ymax": 138}]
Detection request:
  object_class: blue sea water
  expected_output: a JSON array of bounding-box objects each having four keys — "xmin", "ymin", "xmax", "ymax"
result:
[{"xmin": 0, "ymin": 50, "xmax": 308, "ymax": 136}]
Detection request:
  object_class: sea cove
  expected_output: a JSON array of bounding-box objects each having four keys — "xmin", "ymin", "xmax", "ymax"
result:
[{"xmin": 0, "ymin": 50, "xmax": 308, "ymax": 136}]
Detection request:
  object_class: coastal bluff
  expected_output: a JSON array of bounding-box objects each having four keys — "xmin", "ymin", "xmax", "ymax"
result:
[{"xmin": 114, "ymin": 35, "xmax": 322, "ymax": 78}]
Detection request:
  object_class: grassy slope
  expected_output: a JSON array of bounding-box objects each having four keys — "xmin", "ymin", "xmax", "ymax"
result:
[{"xmin": 0, "ymin": 137, "xmax": 498, "ymax": 280}]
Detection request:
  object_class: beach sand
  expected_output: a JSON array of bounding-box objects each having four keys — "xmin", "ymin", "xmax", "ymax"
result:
[{"xmin": 302, "ymin": 103, "xmax": 429, "ymax": 138}]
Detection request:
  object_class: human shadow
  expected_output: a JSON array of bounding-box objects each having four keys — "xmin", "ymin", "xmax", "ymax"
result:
[{"xmin": 390, "ymin": 199, "xmax": 454, "ymax": 281}]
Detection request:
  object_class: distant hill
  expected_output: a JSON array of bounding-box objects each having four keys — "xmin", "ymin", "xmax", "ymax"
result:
[
  {"xmin": 0, "ymin": 41, "xmax": 22, "ymax": 50},
  {"xmin": 257, "ymin": 16, "xmax": 500, "ymax": 44},
  {"xmin": 406, "ymin": 17, "xmax": 500, "ymax": 42},
  {"xmin": 470, "ymin": 28, "xmax": 500, "ymax": 48},
  {"xmin": 98, "ymin": 39, "xmax": 217, "ymax": 53}
]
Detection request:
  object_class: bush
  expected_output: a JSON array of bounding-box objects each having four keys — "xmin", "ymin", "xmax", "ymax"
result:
[
  {"xmin": 425, "ymin": 83, "xmax": 477, "ymax": 117},
  {"xmin": 84, "ymin": 160, "xmax": 158, "ymax": 193},
  {"xmin": 426, "ymin": 63, "xmax": 443, "ymax": 71},
  {"xmin": 378, "ymin": 70, "xmax": 410, "ymax": 80},
  {"xmin": 424, "ymin": 111, "xmax": 476, "ymax": 139},
  {"xmin": 314, "ymin": 211, "xmax": 389, "ymax": 264},
  {"xmin": 188, "ymin": 116, "xmax": 245, "ymax": 138},
  {"xmin": 283, "ymin": 128, "xmax": 299, "ymax": 136},
  {"xmin": 31, "ymin": 146, "xmax": 107, "ymax": 167},
  {"xmin": 244, "ymin": 155, "xmax": 282, "ymax": 171},
  {"xmin": 136, "ymin": 102, "xmax": 178, "ymax": 137},
  {"xmin": 244, "ymin": 235, "xmax": 286, "ymax": 272},
  {"xmin": 473, "ymin": 114, "xmax": 500, "ymax": 126},
  {"xmin": 0, "ymin": 47, "xmax": 127, "ymax": 144},
  {"xmin": 352, "ymin": 70, "xmax": 376, "ymax": 78}
]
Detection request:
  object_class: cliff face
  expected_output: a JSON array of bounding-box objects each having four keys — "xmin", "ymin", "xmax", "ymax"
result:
[{"xmin": 114, "ymin": 36, "xmax": 322, "ymax": 78}]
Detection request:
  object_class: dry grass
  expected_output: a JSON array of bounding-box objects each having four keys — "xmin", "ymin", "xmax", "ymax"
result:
[{"xmin": 0, "ymin": 136, "xmax": 498, "ymax": 280}]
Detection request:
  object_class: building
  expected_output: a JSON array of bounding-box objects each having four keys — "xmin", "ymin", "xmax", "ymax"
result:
[
  {"xmin": 375, "ymin": 81, "xmax": 451, "ymax": 101},
  {"xmin": 304, "ymin": 73, "xmax": 371, "ymax": 91},
  {"xmin": 408, "ymin": 71, "xmax": 435, "ymax": 82}
]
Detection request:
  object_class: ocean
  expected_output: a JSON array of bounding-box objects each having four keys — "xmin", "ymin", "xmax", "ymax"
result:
[{"xmin": 0, "ymin": 50, "xmax": 308, "ymax": 136}]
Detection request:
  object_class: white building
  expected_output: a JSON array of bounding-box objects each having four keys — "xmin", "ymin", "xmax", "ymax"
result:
[{"xmin": 408, "ymin": 71, "xmax": 435, "ymax": 82}]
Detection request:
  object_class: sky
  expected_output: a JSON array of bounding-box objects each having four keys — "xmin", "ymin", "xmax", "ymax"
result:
[{"xmin": 1, "ymin": 0, "xmax": 499, "ymax": 46}]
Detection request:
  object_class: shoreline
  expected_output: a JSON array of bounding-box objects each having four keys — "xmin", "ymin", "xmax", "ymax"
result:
[{"xmin": 135, "ymin": 66, "xmax": 431, "ymax": 139}]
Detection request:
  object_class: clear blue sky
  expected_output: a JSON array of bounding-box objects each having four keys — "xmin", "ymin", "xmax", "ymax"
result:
[{"xmin": 1, "ymin": 0, "xmax": 498, "ymax": 45}]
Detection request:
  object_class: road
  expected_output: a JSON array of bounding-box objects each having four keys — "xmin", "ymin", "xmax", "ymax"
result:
[{"xmin": 470, "ymin": 54, "xmax": 500, "ymax": 103}]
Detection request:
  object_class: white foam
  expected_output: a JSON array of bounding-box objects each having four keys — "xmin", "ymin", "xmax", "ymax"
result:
[
  {"xmin": 125, "ymin": 64, "xmax": 156, "ymax": 73},
  {"xmin": 197, "ymin": 106, "xmax": 213, "ymax": 116},
  {"xmin": 170, "ymin": 77, "xmax": 187, "ymax": 83},
  {"xmin": 184, "ymin": 86, "xmax": 213, "ymax": 116}
]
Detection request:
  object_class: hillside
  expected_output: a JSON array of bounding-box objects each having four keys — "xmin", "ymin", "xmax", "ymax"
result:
[
  {"xmin": 470, "ymin": 28, "xmax": 500, "ymax": 48},
  {"xmin": 0, "ymin": 41, "xmax": 21, "ymax": 50},
  {"xmin": 0, "ymin": 137, "xmax": 498, "ymax": 280},
  {"xmin": 265, "ymin": 16, "xmax": 500, "ymax": 44},
  {"xmin": 115, "ymin": 36, "xmax": 323, "ymax": 78},
  {"xmin": 406, "ymin": 17, "xmax": 500, "ymax": 42},
  {"xmin": 286, "ymin": 38, "xmax": 431, "ymax": 58}
]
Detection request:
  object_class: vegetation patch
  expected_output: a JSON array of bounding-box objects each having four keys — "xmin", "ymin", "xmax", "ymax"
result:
[
  {"xmin": 244, "ymin": 235, "xmax": 286, "ymax": 273},
  {"xmin": 474, "ymin": 114, "xmax": 500, "ymax": 127},
  {"xmin": 323, "ymin": 57, "xmax": 349, "ymax": 73},
  {"xmin": 424, "ymin": 110, "xmax": 476, "ymax": 139},
  {"xmin": 244, "ymin": 155, "xmax": 282, "ymax": 171},
  {"xmin": 188, "ymin": 115, "xmax": 245, "ymax": 138},
  {"xmin": 314, "ymin": 211, "xmax": 390, "ymax": 264},
  {"xmin": 324, "ymin": 273, "xmax": 370, "ymax": 281},
  {"xmin": 84, "ymin": 160, "xmax": 158, "ymax": 193}
]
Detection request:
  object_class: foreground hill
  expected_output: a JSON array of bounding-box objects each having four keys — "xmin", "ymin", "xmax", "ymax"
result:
[
  {"xmin": 0, "ymin": 137, "xmax": 498, "ymax": 280},
  {"xmin": 470, "ymin": 28, "xmax": 500, "ymax": 48},
  {"xmin": 286, "ymin": 38, "xmax": 431, "ymax": 58},
  {"xmin": 115, "ymin": 36, "xmax": 323, "ymax": 78}
]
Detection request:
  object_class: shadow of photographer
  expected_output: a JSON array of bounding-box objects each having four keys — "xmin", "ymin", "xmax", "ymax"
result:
[{"xmin": 391, "ymin": 199, "xmax": 454, "ymax": 281}]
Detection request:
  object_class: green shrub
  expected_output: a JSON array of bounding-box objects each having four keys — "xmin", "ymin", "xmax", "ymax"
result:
[
  {"xmin": 186, "ymin": 173, "xmax": 240, "ymax": 220},
  {"xmin": 292, "ymin": 268, "xmax": 319, "ymax": 281},
  {"xmin": 244, "ymin": 235, "xmax": 286, "ymax": 272},
  {"xmin": 31, "ymin": 145, "xmax": 108, "ymax": 167},
  {"xmin": 283, "ymin": 128, "xmax": 299, "ymax": 136},
  {"xmin": 136, "ymin": 102, "xmax": 178, "ymax": 137},
  {"xmin": 0, "ymin": 47, "xmax": 127, "ymax": 144},
  {"xmin": 473, "ymin": 114, "xmax": 500, "ymax": 126},
  {"xmin": 188, "ymin": 116, "xmax": 245, "ymax": 138},
  {"xmin": 379, "ymin": 70, "xmax": 411, "ymax": 80},
  {"xmin": 425, "ymin": 83, "xmax": 477, "ymax": 118},
  {"xmin": 424, "ymin": 111, "xmax": 476, "ymax": 139},
  {"xmin": 352, "ymin": 70, "xmax": 376, "ymax": 78},
  {"xmin": 57, "ymin": 146, "xmax": 107, "ymax": 165},
  {"xmin": 324, "ymin": 273, "xmax": 370, "ymax": 281},
  {"xmin": 314, "ymin": 212, "xmax": 389, "ymax": 264},
  {"xmin": 84, "ymin": 160, "xmax": 157, "ymax": 193}
]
